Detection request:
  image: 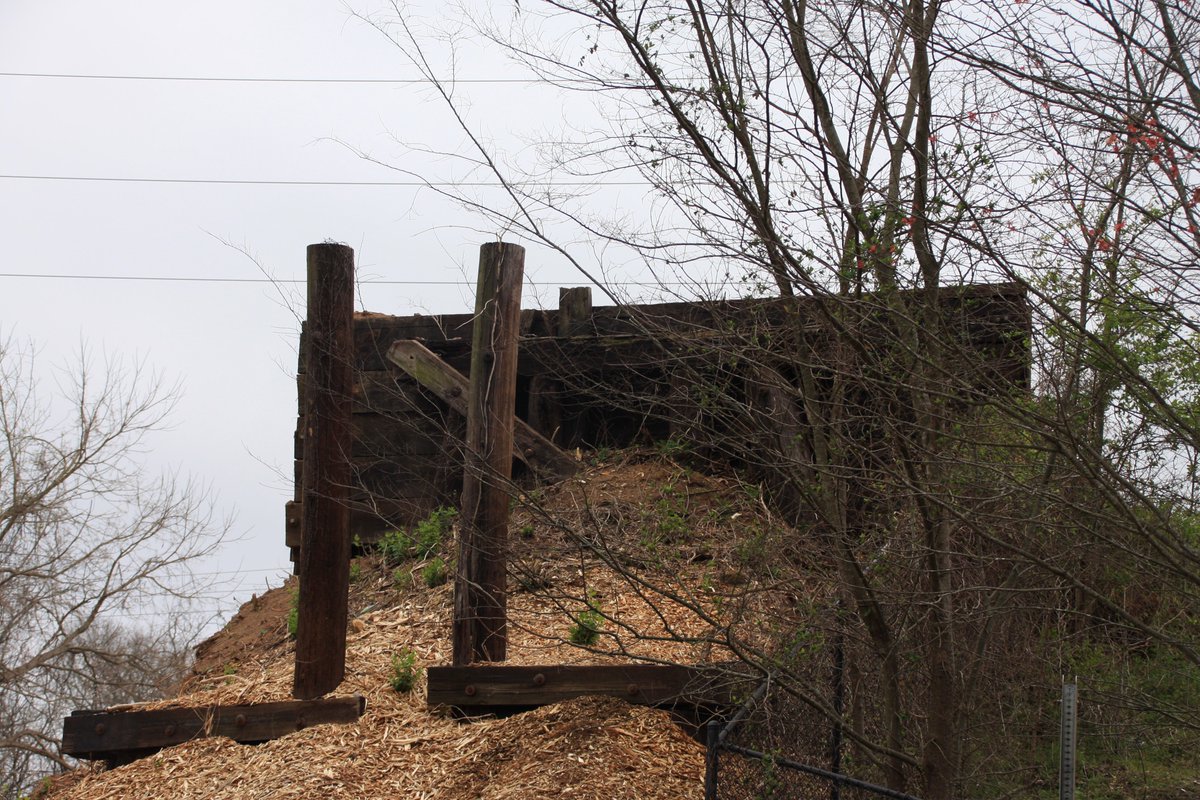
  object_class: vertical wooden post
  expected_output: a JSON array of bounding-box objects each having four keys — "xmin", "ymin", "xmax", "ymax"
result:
[
  {"xmin": 558, "ymin": 286, "xmax": 592, "ymax": 336},
  {"xmin": 453, "ymin": 242, "xmax": 525, "ymax": 665},
  {"xmin": 293, "ymin": 243, "xmax": 355, "ymax": 700}
]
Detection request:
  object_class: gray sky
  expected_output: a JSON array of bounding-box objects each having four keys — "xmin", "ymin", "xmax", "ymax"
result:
[{"xmin": 0, "ymin": 0, "xmax": 672, "ymax": 631}]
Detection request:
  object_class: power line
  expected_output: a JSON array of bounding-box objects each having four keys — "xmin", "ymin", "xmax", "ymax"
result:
[
  {"xmin": 0, "ymin": 272, "xmax": 701, "ymax": 287},
  {"xmin": 0, "ymin": 173, "xmax": 647, "ymax": 187},
  {"xmin": 0, "ymin": 71, "xmax": 558, "ymax": 85}
]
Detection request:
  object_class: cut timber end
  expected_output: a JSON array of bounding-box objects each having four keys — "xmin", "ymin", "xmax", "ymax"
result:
[{"xmin": 62, "ymin": 695, "xmax": 365, "ymax": 766}]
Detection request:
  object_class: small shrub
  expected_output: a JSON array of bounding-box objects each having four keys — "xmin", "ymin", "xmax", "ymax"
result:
[
  {"xmin": 415, "ymin": 506, "xmax": 457, "ymax": 558},
  {"xmin": 422, "ymin": 556, "xmax": 448, "ymax": 588},
  {"xmin": 393, "ymin": 567, "xmax": 412, "ymax": 590},
  {"xmin": 380, "ymin": 528, "xmax": 416, "ymax": 567},
  {"xmin": 569, "ymin": 592, "xmax": 604, "ymax": 645},
  {"xmin": 348, "ymin": 559, "xmax": 362, "ymax": 583},
  {"xmin": 657, "ymin": 436, "xmax": 689, "ymax": 458},
  {"xmin": 518, "ymin": 523, "xmax": 535, "ymax": 540},
  {"xmin": 390, "ymin": 648, "xmax": 421, "ymax": 693},
  {"xmin": 380, "ymin": 507, "xmax": 457, "ymax": 565}
]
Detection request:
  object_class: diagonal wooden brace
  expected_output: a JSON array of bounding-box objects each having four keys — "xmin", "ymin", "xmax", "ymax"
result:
[{"xmin": 386, "ymin": 339, "xmax": 578, "ymax": 481}]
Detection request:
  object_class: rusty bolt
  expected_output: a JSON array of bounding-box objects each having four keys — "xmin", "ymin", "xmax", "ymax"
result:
[
  {"xmin": 627, "ymin": 684, "xmax": 639, "ymax": 696},
  {"xmin": 235, "ymin": 714, "xmax": 247, "ymax": 728},
  {"xmin": 164, "ymin": 724, "xmax": 177, "ymax": 737},
  {"xmin": 295, "ymin": 716, "xmax": 306, "ymax": 730},
  {"xmin": 464, "ymin": 684, "xmax": 477, "ymax": 697},
  {"xmin": 94, "ymin": 723, "xmax": 106, "ymax": 736},
  {"xmin": 533, "ymin": 673, "xmax": 546, "ymax": 687},
  {"xmin": 449, "ymin": 386, "xmax": 462, "ymax": 398}
]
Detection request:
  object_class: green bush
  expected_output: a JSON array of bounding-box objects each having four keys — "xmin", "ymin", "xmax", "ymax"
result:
[
  {"xmin": 389, "ymin": 648, "xmax": 421, "ymax": 693},
  {"xmin": 415, "ymin": 506, "xmax": 457, "ymax": 558},
  {"xmin": 569, "ymin": 593, "xmax": 604, "ymax": 645},
  {"xmin": 379, "ymin": 528, "xmax": 416, "ymax": 567},
  {"xmin": 422, "ymin": 556, "xmax": 449, "ymax": 588},
  {"xmin": 379, "ymin": 507, "xmax": 457, "ymax": 566}
]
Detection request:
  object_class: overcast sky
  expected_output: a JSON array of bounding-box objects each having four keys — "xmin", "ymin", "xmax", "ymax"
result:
[{"xmin": 0, "ymin": 0, "xmax": 674, "ymax": 633}]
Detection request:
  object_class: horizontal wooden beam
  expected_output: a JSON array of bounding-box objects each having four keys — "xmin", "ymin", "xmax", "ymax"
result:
[
  {"xmin": 62, "ymin": 695, "xmax": 365, "ymax": 764},
  {"xmin": 427, "ymin": 664, "xmax": 743, "ymax": 710},
  {"xmin": 386, "ymin": 339, "xmax": 578, "ymax": 481}
]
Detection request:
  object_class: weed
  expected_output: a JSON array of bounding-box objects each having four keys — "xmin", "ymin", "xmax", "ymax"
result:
[
  {"xmin": 287, "ymin": 585, "xmax": 299, "ymax": 639},
  {"xmin": 518, "ymin": 523, "xmax": 535, "ymax": 539},
  {"xmin": 415, "ymin": 506, "xmax": 456, "ymax": 558},
  {"xmin": 657, "ymin": 436, "xmax": 689, "ymax": 458},
  {"xmin": 381, "ymin": 507, "xmax": 457, "ymax": 565},
  {"xmin": 422, "ymin": 556, "xmax": 448, "ymax": 588},
  {"xmin": 514, "ymin": 560, "xmax": 553, "ymax": 592},
  {"xmin": 393, "ymin": 568, "xmax": 412, "ymax": 590},
  {"xmin": 654, "ymin": 497, "xmax": 689, "ymax": 539},
  {"xmin": 223, "ymin": 663, "xmax": 237, "ymax": 676},
  {"xmin": 379, "ymin": 528, "xmax": 416, "ymax": 567},
  {"xmin": 389, "ymin": 648, "xmax": 421, "ymax": 693},
  {"xmin": 348, "ymin": 559, "xmax": 362, "ymax": 583},
  {"xmin": 569, "ymin": 592, "xmax": 604, "ymax": 645},
  {"xmin": 735, "ymin": 528, "xmax": 770, "ymax": 572}
]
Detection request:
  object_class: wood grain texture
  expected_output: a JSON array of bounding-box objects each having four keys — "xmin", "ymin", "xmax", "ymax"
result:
[
  {"xmin": 294, "ymin": 243, "xmax": 355, "ymax": 700},
  {"xmin": 386, "ymin": 339, "xmax": 577, "ymax": 481},
  {"xmin": 62, "ymin": 696, "xmax": 365, "ymax": 763},
  {"xmin": 426, "ymin": 664, "xmax": 743, "ymax": 709},
  {"xmin": 454, "ymin": 243, "xmax": 524, "ymax": 665}
]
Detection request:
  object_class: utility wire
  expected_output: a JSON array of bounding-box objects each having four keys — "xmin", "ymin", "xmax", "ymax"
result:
[
  {"xmin": 0, "ymin": 174, "xmax": 647, "ymax": 187},
  {"xmin": 0, "ymin": 71, "xmax": 565, "ymax": 85},
  {"xmin": 0, "ymin": 272, "xmax": 702, "ymax": 287}
]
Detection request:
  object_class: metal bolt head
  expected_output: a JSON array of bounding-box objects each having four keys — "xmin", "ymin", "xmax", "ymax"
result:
[
  {"xmin": 533, "ymin": 673, "xmax": 546, "ymax": 687},
  {"xmin": 464, "ymin": 684, "xmax": 477, "ymax": 697}
]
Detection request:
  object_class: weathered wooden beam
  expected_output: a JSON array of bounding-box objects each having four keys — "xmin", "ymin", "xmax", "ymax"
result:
[
  {"xmin": 426, "ymin": 664, "xmax": 742, "ymax": 709},
  {"xmin": 386, "ymin": 339, "xmax": 578, "ymax": 481},
  {"xmin": 294, "ymin": 243, "xmax": 355, "ymax": 700},
  {"xmin": 558, "ymin": 286, "xmax": 593, "ymax": 336},
  {"xmin": 62, "ymin": 696, "xmax": 365, "ymax": 764},
  {"xmin": 455, "ymin": 243, "xmax": 525, "ymax": 666}
]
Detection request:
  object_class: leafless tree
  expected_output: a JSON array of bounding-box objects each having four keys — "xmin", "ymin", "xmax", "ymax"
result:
[
  {"xmin": 350, "ymin": 0, "xmax": 1200, "ymax": 795},
  {"xmin": 0, "ymin": 335, "xmax": 226, "ymax": 799}
]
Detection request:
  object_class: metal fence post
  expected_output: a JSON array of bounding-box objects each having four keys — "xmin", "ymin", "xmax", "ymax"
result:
[
  {"xmin": 705, "ymin": 719, "xmax": 720, "ymax": 800},
  {"xmin": 1060, "ymin": 681, "xmax": 1078, "ymax": 800}
]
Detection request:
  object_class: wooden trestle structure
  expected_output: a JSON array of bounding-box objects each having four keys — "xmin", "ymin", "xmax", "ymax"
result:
[{"xmin": 63, "ymin": 242, "xmax": 1031, "ymax": 765}]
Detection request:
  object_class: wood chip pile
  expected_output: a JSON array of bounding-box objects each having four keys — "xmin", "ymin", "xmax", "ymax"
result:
[{"xmin": 46, "ymin": 457, "xmax": 766, "ymax": 800}]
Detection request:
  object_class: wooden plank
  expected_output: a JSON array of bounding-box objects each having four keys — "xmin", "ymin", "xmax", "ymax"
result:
[
  {"xmin": 62, "ymin": 696, "xmax": 365, "ymax": 762},
  {"xmin": 294, "ymin": 243, "xmax": 355, "ymax": 700},
  {"xmin": 426, "ymin": 664, "xmax": 740, "ymax": 708},
  {"xmin": 386, "ymin": 340, "xmax": 578, "ymax": 481},
  {"xmin": 295, "ymin": 419, "xmax": 447, "ymax": 461}
]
